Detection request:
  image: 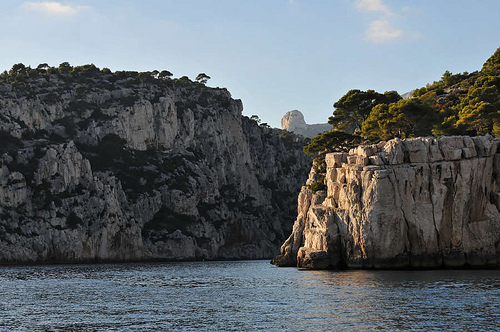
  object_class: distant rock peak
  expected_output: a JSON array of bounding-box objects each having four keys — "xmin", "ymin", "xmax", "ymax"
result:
[
  {"xmin": 400, "ymin": 90, "xmax": 413, "ymax": 99},
  {"xmin": 281, "ymin": 110, "xmax": 331, "ymax": 138}
]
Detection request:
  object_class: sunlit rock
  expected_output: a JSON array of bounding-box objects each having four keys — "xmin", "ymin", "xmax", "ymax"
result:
[
  {"xmin": 281, "ymin": 110, "xmax": 331, "ymax": 138},
  {"xmin": 273, "ymin": 135, "xmax": 500, "ymax": 269}
]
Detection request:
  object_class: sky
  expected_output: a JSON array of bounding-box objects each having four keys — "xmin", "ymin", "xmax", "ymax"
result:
[{"xmin": 1, "ymin": 0, "xmax": 499, "ymax": 128}]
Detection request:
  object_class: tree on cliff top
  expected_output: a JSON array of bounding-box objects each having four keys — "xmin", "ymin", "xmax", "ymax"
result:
[
  {"xmin": 58, "ymin": 62, "xmax": 72, "ymax": 74},
  {"xmin": 362, "ymin": 98, "xmax": 437, "ymax": 141},
  {"xmin": 328, "ymin": 89, "xmax": 401, "ymax": 132},
  {"xmin": 10, "ymin": 63, "xmax": 26, "ymax": 75},
  {"xmin": 303, "ymin": 130, "xmax": 361, "ymax": 155},
  {"xmin": 250, "ymin": 115, "xmax": 261, "ymax": 124},
  {"xmin": 159, "ymin": 70, "xmax": 173, "ymax": 79},
  {"xmin": 196, "ymin": 73, "xmax": 211, "ymax": 85}
]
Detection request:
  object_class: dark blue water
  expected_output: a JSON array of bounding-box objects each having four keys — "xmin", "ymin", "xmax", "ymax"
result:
[{"xmin": 0, "ymin": 260, "xmax": 499, "ymax": 331}]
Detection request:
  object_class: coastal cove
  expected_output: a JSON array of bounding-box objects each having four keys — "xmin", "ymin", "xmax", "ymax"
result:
[
  {"xmin": 2, "ymin": 1, "xmax": 500, "ymax": 330},
  {"xmin": 0, "ymin": 260, "xmax": 499, "ymax": 331}
]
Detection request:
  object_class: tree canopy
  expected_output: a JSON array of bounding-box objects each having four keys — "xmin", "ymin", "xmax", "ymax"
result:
[
  {"xmin": 0, "ymin": 62, "xmax": 184, "ymax": 89},
  {"xmin": 303, "ymin": 130, "xmax": 362, "ymax": 155},
  {"xmin": 344, "ymin": 47, "xmax": 500, "ymax": 141},
  {"xmin": 58, "ymin": 62, "xmax": 72, "ymax": 74},
  {"xmin": 304, "ymin": 47, "xmax": 500, "ymax": 154},
  {"xmin": 328, "ymin": 89, "xmax": 401, "ymax": 132},
  {"xmin": 481, "ymin": 47, "xmax": 500, "ymax": 76},
  {"xmin": 159, "ymin": 70, "xmax": 173, "ymax": 79},
  {"xmin": 455, "ymin": 75, "xmax": 500, "ymax": 135},
  {"xmin": 362, "ymin": 98, "xmax": 437, "ymax": 141},
  {"xmin": 196, "ymin": 73, "xmax": 211, "ymax": 84}
]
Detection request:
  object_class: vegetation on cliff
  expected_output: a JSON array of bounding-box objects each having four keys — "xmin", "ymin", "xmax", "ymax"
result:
[{"xmin": 304, "ymin": 47, "xmax": 500, "ymax": 156}]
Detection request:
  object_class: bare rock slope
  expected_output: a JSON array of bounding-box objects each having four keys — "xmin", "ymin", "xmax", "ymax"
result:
[{"xmin": 273, "ymin": 135, "xmax": 500, "ymax": 269}]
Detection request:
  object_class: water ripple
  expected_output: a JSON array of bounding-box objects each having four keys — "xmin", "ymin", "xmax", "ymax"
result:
[{"xmin": 0, "ymin": 262, "xmax": 499, "ymax": 331}]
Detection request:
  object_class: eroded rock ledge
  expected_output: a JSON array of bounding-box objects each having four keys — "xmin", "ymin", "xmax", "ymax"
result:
[{"xmin": 273, "ymin": 135, "xmax": 500, "ymax": 269}]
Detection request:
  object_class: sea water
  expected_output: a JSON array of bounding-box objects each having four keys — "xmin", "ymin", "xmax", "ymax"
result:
[{"xmin": 0, "ymin": 260, "xmax": 499, "ymax": 331}]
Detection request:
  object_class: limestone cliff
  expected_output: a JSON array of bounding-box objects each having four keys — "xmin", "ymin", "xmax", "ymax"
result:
[
  {"xmin": 281, "ymin": 110, "xmax": 331, "ymax": 138},
  {"xmin": 0, "ymin": 70, "xmax": 311, "ymax": 263},
  {"xmin": 273, "ymin": 135, "xmax": 500, "ymax": 269}
]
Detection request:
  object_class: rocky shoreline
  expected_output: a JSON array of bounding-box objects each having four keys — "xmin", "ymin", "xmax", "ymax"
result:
[{"xmin": 273, "ymin": 135, "xmax": 500, "ymax": 269}]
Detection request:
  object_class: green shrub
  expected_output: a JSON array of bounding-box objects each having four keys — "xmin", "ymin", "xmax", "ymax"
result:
[{"xmin": 307, "ymin": 178, "xmax": 326, "ymax": 192}]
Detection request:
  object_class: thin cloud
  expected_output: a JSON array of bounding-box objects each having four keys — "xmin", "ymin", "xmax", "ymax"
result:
[
  {"xmin": 366, "ymin": 19, "xmax": 403, "ymax": 43},
  {"xmin": 355, "ymin": 0, "xmax": 412, "ymax": 44},
  {"xmin": 356, "ymin": 0, "xmax": 393, "ymax": 16},
  {"xmin": 21, "ymin": 1, "xmax": 89, "ymax": 17}
]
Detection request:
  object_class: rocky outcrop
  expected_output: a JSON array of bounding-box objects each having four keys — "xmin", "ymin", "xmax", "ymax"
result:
[
  {"xmin": 0, "ymin": 70, "xmax": 311, "ymax": 263},
  {"xmin": 273, "ymin": 135, "xmax": 500, "ymax": 269},
  {"xmin": 400, "ymin": 91, "xmax": 413, "ymax": 99},
  {"xmin": 281, "ymin": 110, "xmax": 331, "ymax": 138}
]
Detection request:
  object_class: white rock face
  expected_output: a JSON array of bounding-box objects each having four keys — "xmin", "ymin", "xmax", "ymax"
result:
[
  {"xmin": 273, "ymin": 135, "xmax": 500, "ymax": 269},
  {"xmin": 281, "ymin": 110, "xmax": 331, "ymax": 138}
]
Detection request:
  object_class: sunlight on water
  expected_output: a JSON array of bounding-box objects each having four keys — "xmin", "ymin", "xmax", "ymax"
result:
[{"xmin": 0, "ymin": 261, "xmax": 498, "ymax": 331}]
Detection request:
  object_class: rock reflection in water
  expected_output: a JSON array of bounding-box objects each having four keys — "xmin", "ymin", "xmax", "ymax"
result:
[{"xmin": 298, "ymin": 269, "xmax": 500, "ymax": 330}]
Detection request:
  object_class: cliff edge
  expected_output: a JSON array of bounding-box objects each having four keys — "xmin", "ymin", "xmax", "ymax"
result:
[{"xmin": 273, "ymin": 135, "xmax": 500, "ymax": 269}]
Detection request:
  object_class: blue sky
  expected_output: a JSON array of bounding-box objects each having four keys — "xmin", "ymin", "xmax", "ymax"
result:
[{"xmin": 1, "ymin": 0, "xmax": 499, "ymax": 128}]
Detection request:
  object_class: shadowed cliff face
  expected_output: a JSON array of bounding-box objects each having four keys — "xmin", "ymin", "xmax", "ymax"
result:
[
  {"xmin": 273, "ymin": 135, "xmax": 500, "ymax": 269},
  {"xmin": 0, "ymin": 72, "xmax": 311, "ymax": 263}
]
